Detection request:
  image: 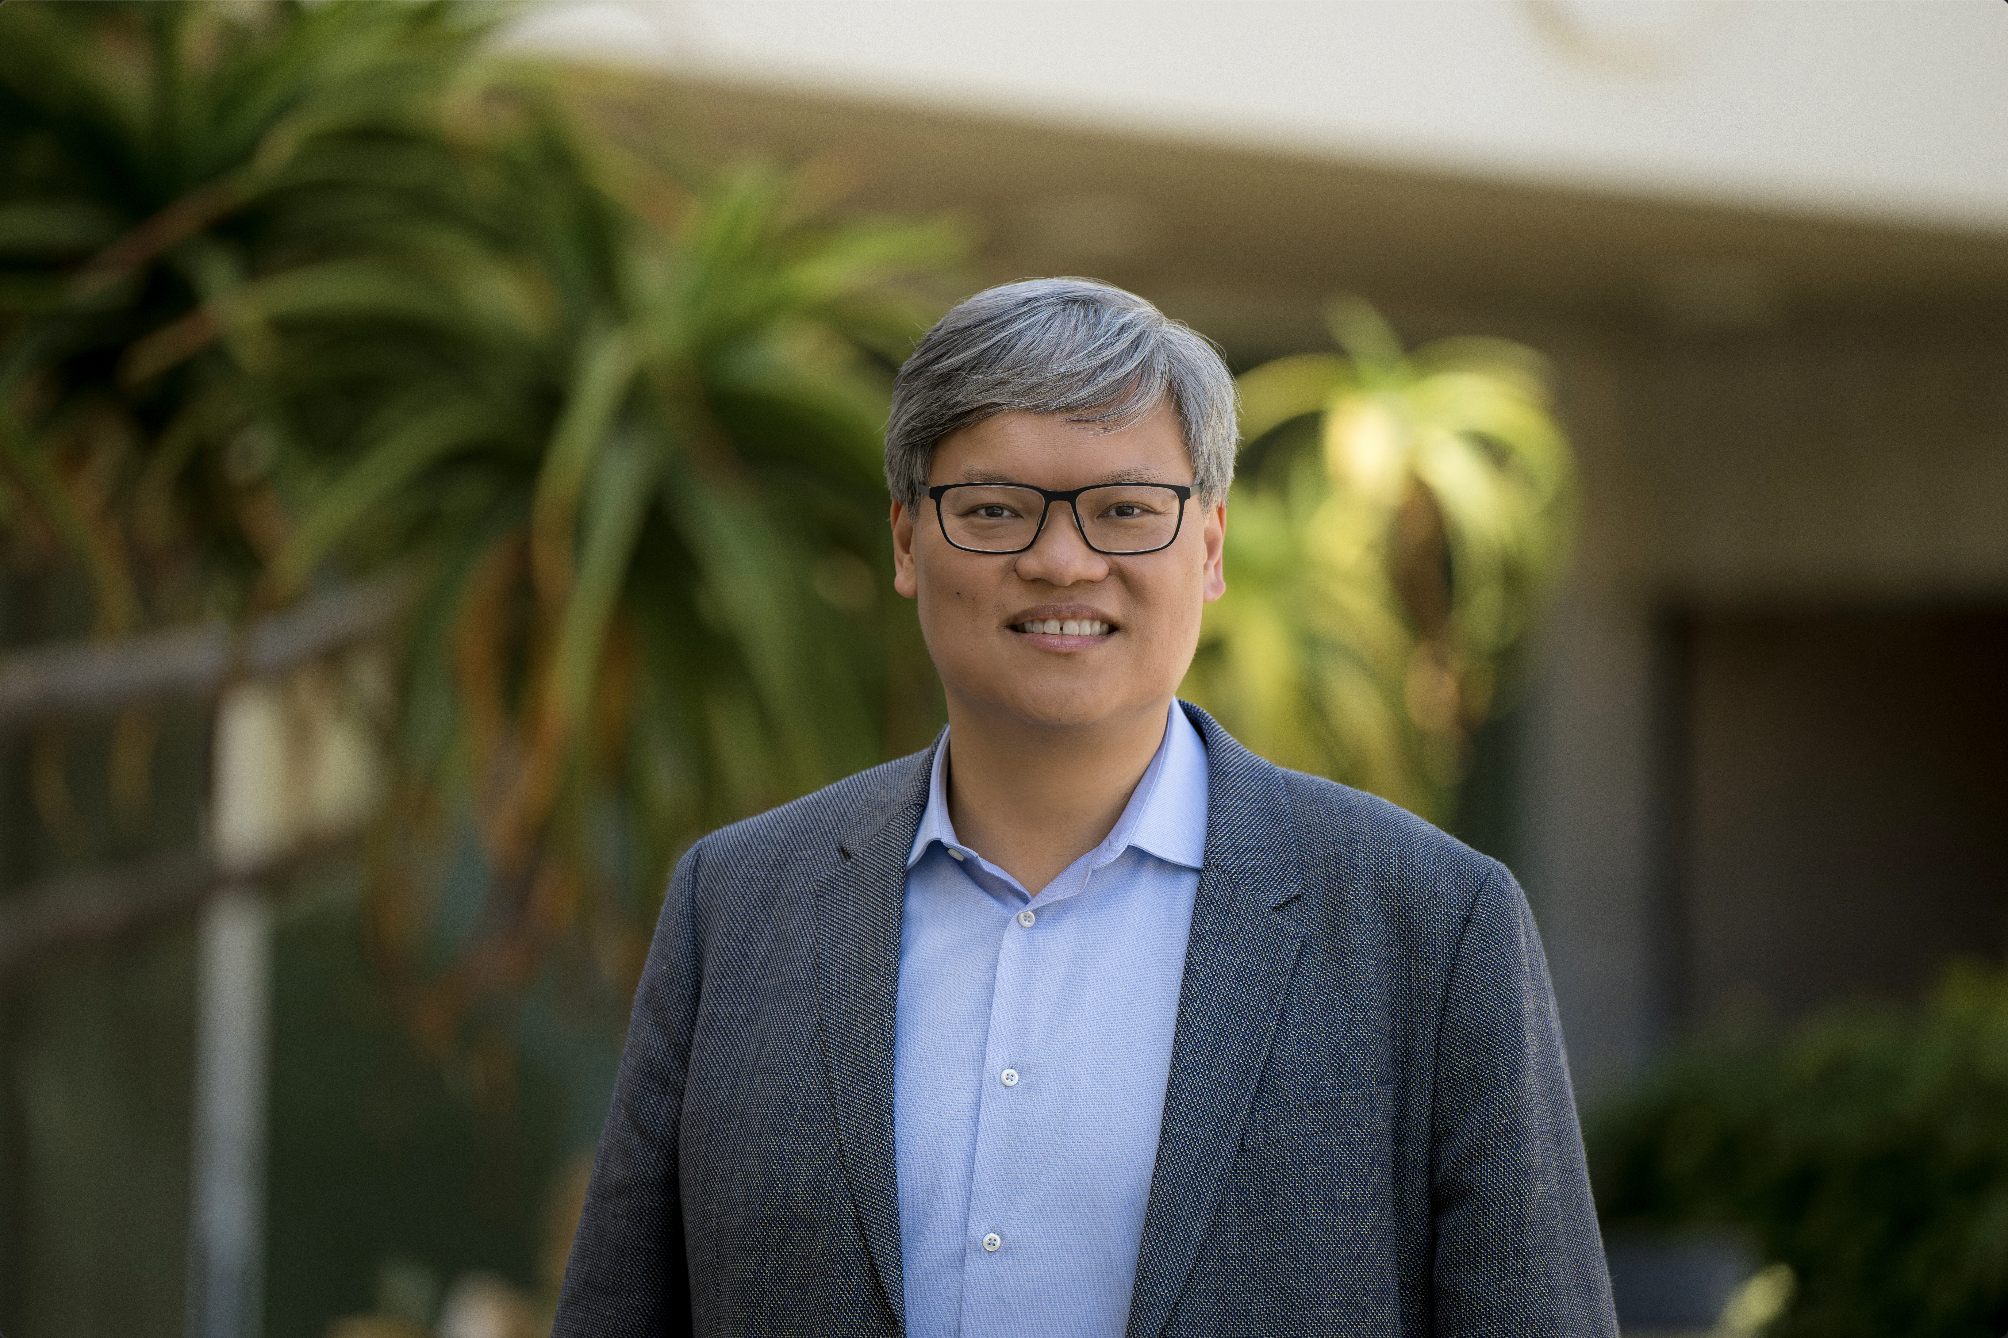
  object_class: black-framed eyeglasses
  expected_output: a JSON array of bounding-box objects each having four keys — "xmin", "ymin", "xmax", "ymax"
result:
[{"xmin": 926, "ymin": 481, "xmax": 1193, "ymax": 556}]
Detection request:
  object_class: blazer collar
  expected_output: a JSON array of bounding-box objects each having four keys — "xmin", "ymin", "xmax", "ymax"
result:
[
  {"xmin": 812, "ymin": 741, "xmax": 936, "ymax": 1330},
  {"xmin": 1182, "ymin": 700, "xmax": 1306, "ymax": 909},
  {"xmin": 1125, "ymin": 703, "xmax": 1310, "ymax": 1338}
]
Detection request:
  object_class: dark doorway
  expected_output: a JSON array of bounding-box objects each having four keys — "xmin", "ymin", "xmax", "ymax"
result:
[{"xmin": 1678, "ymin": 605, "xmax": 2008, "ymax": 1025}]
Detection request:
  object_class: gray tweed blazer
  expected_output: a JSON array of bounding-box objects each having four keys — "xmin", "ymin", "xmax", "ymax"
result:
[{"xmin": 554, "ymin": 703, "xmax": 1618, "ymax": 1337}]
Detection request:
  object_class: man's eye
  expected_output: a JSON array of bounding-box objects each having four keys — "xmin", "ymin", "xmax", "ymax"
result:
[
  {"xmin": 1106, "ymin": 503, "xmax": 1143, "ymax": 519},
  {"xmin": 972, "ymin": 504, "xmax": 1016, "ymax": 519}
]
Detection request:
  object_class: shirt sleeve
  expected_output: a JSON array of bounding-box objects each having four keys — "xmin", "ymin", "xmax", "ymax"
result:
[
  {"xmin": 1429, "ymin": 859, "xmax": 1619, "ymax": 1335},
  {"xmin": 552, "ymin": 840, "xmax": 704, "ymax": 1338}
]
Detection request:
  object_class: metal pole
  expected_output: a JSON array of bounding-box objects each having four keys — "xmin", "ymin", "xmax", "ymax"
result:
[
  {"xmin": 183, "ymin": 657, "xmax": 381, "ymax": 1338},
  {"xmin": 187, "ymin": 679, "xmax": 289, "ymax": 1338},
  {"xmin": 185, "ymin": 886, "xmax": 270, "ymax": 1338}
]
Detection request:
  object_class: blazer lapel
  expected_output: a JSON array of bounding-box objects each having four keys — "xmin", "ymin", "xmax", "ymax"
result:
[
  {"xmin": 1126, "ymin": 707, "xmax": 1308, "ymax": 1338},
  {"xmin": 812, "ymin": 749, "xmax": 933, "ymax": 1332}
]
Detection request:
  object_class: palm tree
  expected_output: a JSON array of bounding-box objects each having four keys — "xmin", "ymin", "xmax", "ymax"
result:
[
  {"xmin": 284, "ymin": 98, "xmax": 962, "ymax": 1044},
  {"xmin": 0, "ymin": 1, "xmax": 959, "ymax": 1037},
  {"xmin": 1183, "ymin": 299, "xmax": 1576, "ymax": 823}
]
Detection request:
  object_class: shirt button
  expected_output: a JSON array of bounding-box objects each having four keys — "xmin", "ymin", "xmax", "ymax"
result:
[
  {"xmin": 982, "ymin": 1233, "xmax": 1002, "ymax": 1252},
  {"xmin": 1000, "ymin": 1068, "xmax": 1018, "ymax": 1087},
  {"xmin": 1016, "ymin": 909, "xmax": 1035, "ymax": 928},
  {"xmin": 948, "ymin": 848, "xmax": 966, "ymax": 862}
]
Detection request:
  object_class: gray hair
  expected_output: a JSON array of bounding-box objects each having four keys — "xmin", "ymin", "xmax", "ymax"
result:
[{"xmin": 885, "ymin": 277, "xmax": 1237, "ymax": 505}]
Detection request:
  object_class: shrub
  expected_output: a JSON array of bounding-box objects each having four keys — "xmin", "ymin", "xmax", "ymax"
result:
[{"xmin": 1588, "ymin": 962, "xmax": 2008, "ymax": 1337}]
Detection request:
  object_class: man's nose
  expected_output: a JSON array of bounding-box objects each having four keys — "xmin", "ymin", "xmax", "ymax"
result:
[{"xmin": 1012, "ymin": 501, "xmax": 1110, "ymax": 586}]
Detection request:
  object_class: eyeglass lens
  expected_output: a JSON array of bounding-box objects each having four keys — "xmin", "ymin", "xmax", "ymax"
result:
[{"xmin": 938, "ymin": 484, "xmax": 1183, "ymax": 554}]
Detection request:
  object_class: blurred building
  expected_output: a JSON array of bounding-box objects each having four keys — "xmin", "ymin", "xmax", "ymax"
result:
[{"xmin": 516, "ymin": 0, "xmax": 2008, "ymax": 1096}]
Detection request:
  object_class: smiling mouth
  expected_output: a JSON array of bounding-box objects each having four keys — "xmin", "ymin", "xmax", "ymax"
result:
[{"xmin": 1012, "ymin": 618, "xmax": 1114, "ymax": 637}]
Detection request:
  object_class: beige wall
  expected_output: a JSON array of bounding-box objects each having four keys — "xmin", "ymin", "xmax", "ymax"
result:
[{"xmin": 517, "ymin": 1, "xmax": 2008, "ymax": 234}]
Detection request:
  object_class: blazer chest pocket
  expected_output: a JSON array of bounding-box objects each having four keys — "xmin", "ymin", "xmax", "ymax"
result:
[{"xmin": 1240, "ymin": 1081, "xmax": 1392, "ymax": 1149}]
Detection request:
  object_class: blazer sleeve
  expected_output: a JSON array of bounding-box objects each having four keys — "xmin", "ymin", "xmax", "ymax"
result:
[
  {"xmin": 553, "ymin": 840, "xmax": 704, "ymax": 1338},
  {"xmin": 1429, "ymin": 861, "xmax": 1618, "ymax": 1336}
]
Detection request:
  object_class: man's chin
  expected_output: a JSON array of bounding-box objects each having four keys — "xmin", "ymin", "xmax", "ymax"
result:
[{"xmin": 983, "ymin": 684, "xmax": 1166, "ymax": 735}]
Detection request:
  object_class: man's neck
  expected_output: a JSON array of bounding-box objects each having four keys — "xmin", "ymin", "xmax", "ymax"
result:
[{"xmin": 942, "ymin": 697, "xmax": 1173, "ymax": 896}]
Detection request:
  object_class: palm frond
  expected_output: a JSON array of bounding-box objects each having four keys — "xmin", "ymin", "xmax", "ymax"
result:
[{"xmin": 1185, "ymin": 297, "xmax": 1576, "ymax": 823}]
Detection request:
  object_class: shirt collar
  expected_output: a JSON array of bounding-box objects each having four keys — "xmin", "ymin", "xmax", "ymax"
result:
[{"xmin": 906, "ymin": 701, "xmax": 1209, "ymax": 872}]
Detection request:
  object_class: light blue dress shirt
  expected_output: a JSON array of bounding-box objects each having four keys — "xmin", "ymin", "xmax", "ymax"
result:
[{"xmin": 894, "ymin": 702, "xmax": 1209, "ymax": 1338}]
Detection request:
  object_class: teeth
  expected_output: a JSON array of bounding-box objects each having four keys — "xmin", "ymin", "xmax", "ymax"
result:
[{"xmin": 1017, "ymin": 619, "xmax": 1111, "ymax": 636}]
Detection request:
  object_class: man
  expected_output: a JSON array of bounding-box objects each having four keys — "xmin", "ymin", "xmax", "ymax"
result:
[{"xmin": 554, "ymin": 278, "xmax": 1618, "ymax": 1337}]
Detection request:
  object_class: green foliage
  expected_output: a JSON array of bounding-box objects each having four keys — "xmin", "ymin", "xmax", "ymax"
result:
[
  {"xmin": 0, "ymin": 0, "xmax": 496, "ymax": 634},
  {"xmin": 1589, "ymin": 962, "xmax": 2008, "ymax": 1338},
  {"xmin": 1183, "ymin": 300, "xmax": 1575, "ymax": 821},
  {"xmin": 1, "ymin": 1, "xmax": 960, "ymax": 1037}
]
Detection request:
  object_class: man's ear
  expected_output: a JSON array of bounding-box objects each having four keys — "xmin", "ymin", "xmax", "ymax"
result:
[
  {"xmin": 890, "ymin": 499, "xmax": 919, "ymax": 600},
  {"xmin": 1201, "ymin": 499, "xmax": 1227, "ymax": 603}
]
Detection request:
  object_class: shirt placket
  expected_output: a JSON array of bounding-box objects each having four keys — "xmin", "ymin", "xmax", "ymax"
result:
[
  {"xmin": 959, "ymin": 883, "xmax": 1044, "ymax": 1325},
  {"xmin": 956, "ymin": 873, "xmax": 1070, "ymax": 1333}
]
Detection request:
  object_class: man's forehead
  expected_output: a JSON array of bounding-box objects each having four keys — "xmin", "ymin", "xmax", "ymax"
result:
[
  {"xmin": 933, "ymin": 405, "xmax": 1195, "ymax": 483},
  {"xmin": 949, "ymin": 463, "xmax": 1184, "ymax": 485}
]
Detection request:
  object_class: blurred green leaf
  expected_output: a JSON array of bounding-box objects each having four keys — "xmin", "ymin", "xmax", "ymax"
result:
[{"xmin": 1185, "ymin": 297, "xmax": 1576, "ymax": 821}]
